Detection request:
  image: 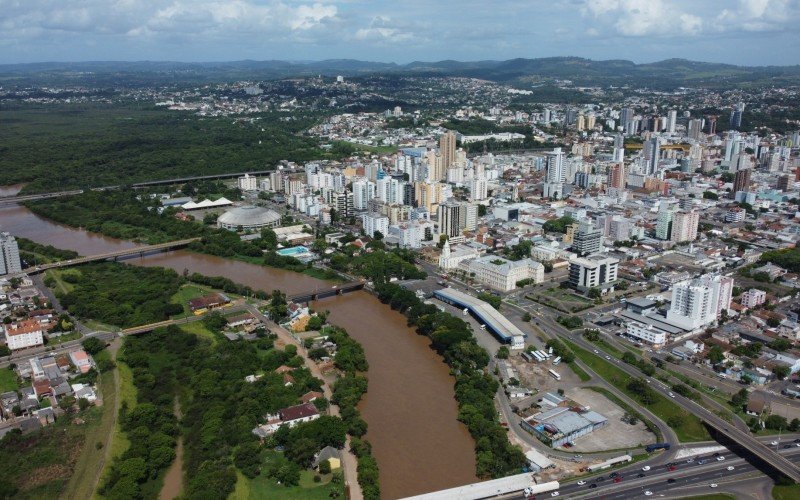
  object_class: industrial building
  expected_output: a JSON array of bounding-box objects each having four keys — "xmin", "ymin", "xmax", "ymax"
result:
[
  {"xmin": 521, "ymin": 406, "xmax": 608, "ymax": 448},
  {"xmin": 433, "ymin": 287, "xmax": 525, "ymax": 348}
]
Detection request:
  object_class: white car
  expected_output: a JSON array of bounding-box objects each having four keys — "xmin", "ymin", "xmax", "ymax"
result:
[
  {"xmin": 727, "ymin": 466, "xmax": 735, "ymax": 471},
  {"xmin": 642, "ymin": 466, "xmax": 651, "ymax": 471},
  {"xmin": 710, "ymin": 484, "xmax": 718, "ymax": 488},
  {"xmin": 644, "ymin": 491, "xmax": 653, "ymax": 497},
  {"xmin": 668, "ymin": 392, "xmax": 675, "ymax": 398},
  {"xmin": 771, "ymin": 441, "xmax": 779, "ymax": 446},
  {"xmin": 716, "ymin": 456, "xmax": 725, "ymax": 461},
  {"xmin": 576, "ymin": 480, "xmax": 586, "ymax": 485},
  {"xmin": 551, "ymin": 492, "xmax": 560, "ymax": 497}
]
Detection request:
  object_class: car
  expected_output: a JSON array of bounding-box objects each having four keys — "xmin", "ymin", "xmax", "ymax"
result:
[
  {"xmin": 794, "ymin": 438, "xmax": 800, "ymax": 443},
  {"xmin": 637, "ymin": 473, "xmax": 646, "ymax": 478},
  {"xmin": 796, "ymin": 443, "xmax": 800, "ymax": 447},
  {"xmin": 667, "ymin": 478, "xmax": 676, "ymax": 484},
  {"xmin": 697, "ymin": 460, "xmax": 707, "ymax": 465},
  {"xmin": 685, "ymin": 458, "xmax": 694, "ymax": 463},
  {"xmin": 589, "ymin": 484, "xmax": 597, "ymax": 489},
  {"xmin": 594, "ymin": 349, "xmax": 599, "ymax": 354},
  {"xmin": 597, "ymin": 476, "xmax": 606, "ymax": 482},
  {"xmin": 551, "ymin": 492, "xmax": 560, "ymax": 497},
  {"xmin": 784, "ymin": 444, "xmax": 793, "ymax": 449},
  {"xmin": 716, "ymin": 456, "xmax": 725, "ymax": 461},
  {"xmin": 668, "ymin": 466, "xmax": 676, "ymax": 471},
  {"xmin": 710, "ymin": 484, "xmax": 718, "ymax": 488},
  {"xmin": 668, "ymin": 392, "xmax": 675, "ymax": 398},
  {"xmin": 614, "ymin": 477, "xmax": 622, "ymax": 483},
  {"xmin": 576, "ymin": 480, "xmax": 586, "ymax": 485},
  {"xmin": 642, "ymin": 466, "xmax": 651, "ymax": 471},
  {"xmin": 771, "ymin": 441, "xmax": 779, "ymax": 446},
  {"xmin": 610, "ymin": 472, "xmax": 619, "ymax": 478},
  {"xmin": 605, "ymin": 355, "xmax": 611, "ymax": 360},
  {"xmin": 727, "ymin": 466, "xmax": 735, "ymax": 471},
  {"xmin": 713, "ymin": 452, "xmax": 721, "ymax": 457},
  {"xmin": 644, "ymin": 491, "xmax": 653, "ymax": 497}
]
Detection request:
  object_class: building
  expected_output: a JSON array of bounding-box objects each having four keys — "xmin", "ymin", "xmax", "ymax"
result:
[
  {"xmin": 725, "ymin": 207, "xmax": 746, "ymax": 223},
  {"xmin": 333, "ymin": 191, "xmax": 354, "ymax": 218},
  {"xmin": 625, "ymin": 321, "xmax": 667, "ymax": 347},
  {"xmin": 440, "ymin": 131, "xmax": 457, "ymax": 173},
  {"xmin": 731, "ymin": 168, "xmax": 751, "ymax": 199},
  {"xmin": 655, "ymin": 203, "xmax": 676, "ymax": 240},
  {"xmin": 362, "ymin": 212, "xmax": 389, "ymax": 238},
  {"xmin": 741, "ymin": 288, "xmax": 767, "ymax": 309},
  {"xmin": 389, "ymin": 220, "xmax": 433, "ymax": 249},
  {"xmin": 433, "ymin": 287, "xmax": 525, "ymax": 348},
  {"xmin": 252, "ymin": 403, "xmax": 320, "ymax": 438},
  {"xmin": 217, "ymin": 206, "xmax": 281, "ymax": 231},
  {"xmin": 69, "ymin": 350, "xmax": 92, "ymax": 373},
  {"xmin": 468, "ymin": 177, "xmax": 488, "ymax": 201},
  {"xmin": 438, "ymin": 239, "xmax": 480, "ymax": 269},
  {"xmin": 665, "ymin": 274, "xmax": 733, "ymax": 331},
  {"xmin": 0, "ymin": 232, "xmax": 22, "ymax": 276},
  {"xmin": 437, "ymin": 199, "xmax": 476, "ymax": 238},
  {"xmin": 730, "ymin": 102, "xmax": 745, "ymax": 130},
  {"xmin": 568, "ymin": 255, "xmax": 619, "ymax": 292},
  {"xmin": 670, "ymin": 211, "xmax": 699, "ymax": 243},
  {"xmin": 543, "ymin": 148, "xmax": 566, "ymax": 199},
  {"xmin": 608, "ymin": 163, "xmax": 626, "ymax": 190},
  {"xmin": 642, "ymin": 137, "xmax": 660, "ymax": 175},
  {"xmin": 4, "ymin": 320, "xmax": 44, "ymax": 350},
  {"xmin": 238, "ymin": 173, "xmax": 258, "ymax": 191},
  {"xmin": 572, "ymin": 220, "xmax": 603, "ymax": 256},
  {"xmin": 352, "ymin": 178, "xmax": 376, "ymax": 210},
  {"xmin": 522, "ymin": 406, "xmax": 608, "ymax": 448},
  {"xmin": 464, "ymin": 256, "xmax": 545, "ymax": 292}
]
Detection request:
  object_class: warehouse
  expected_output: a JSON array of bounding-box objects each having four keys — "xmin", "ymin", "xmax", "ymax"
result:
[{"xmin": 433, "ymin": 287, "xmax": 525, "ymax": 348}]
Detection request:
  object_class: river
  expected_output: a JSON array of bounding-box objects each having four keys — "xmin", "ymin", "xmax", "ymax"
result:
[{"xmin": 0, "ymin": 203, "xmax": 477, "ymax": 498}]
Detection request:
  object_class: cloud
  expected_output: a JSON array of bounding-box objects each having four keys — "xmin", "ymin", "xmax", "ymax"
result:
[
  {"xmin": 580, "ymin": 0, "xmax": 703, "ymax": 37},
  {"xmin": 353, "ymin": 16, "xmax": 415, "ymax": 43},
  {"xmin": 716, "ymin": 0, "xmax": 800, "ymax": 33}
]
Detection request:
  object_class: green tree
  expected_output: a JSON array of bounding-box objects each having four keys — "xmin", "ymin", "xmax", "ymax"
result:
[
  {"xmin": 496, "ymin": 346, "xmax": 509, "ymax": 359},
  {"xmin": 318, "ymin": 459, "xmax": 332, "ymax": 474},
  {"xmin": 708, "ymin": 345, "xmax": 724, "ymax": 365},
  {"xmin": 82, "ymin": 337, "xmax": 106, "ymax": 355}
]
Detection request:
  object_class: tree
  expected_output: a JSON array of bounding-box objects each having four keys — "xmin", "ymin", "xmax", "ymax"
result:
[
  {"xmin": 82, "ymin": 337, "xmax": 106, "ymax": 355},
  {"xmin": 667, "ymin": 415, "xmax": 684, "ymax": 428},
  {"xmin": 769, "ymin": 339, "xmax": 793, "ymax": 352},
  {"xmin": 790, "ymin": 418, "xmax": 800, "ymax": 432},
  {"xmin": 765, "ymin": 415, "xmax": 789, "ymax": 431},
  {"xmin": 583, "ymin": 329, "xmax": 600, "ymax": 342},
  {"xmin": 707, "ymin": 345, "xmax": 725, "ymax": 365},
  {"xmin": 522, "ymin": 312, "xmax": 532, "ymax": 322},
  {"xmin": 731, "ymin": 388, "xmax": 749, "ymax": 409},
  {"xmin": 58, "ymin": 395, "xmax": 77, "ymax": 413},
  {"xmin": 772, "ymin": 365, "xmax": 791, "ymax": 380},
  {"xmin": 318, "ymin": 459, "xmax": 332, "ymax": 474},
  {"xmin": 767, "ymin": 316, "xmax": 782, "ymax": 328},
  {"xmin": 496, "ymin": 346, "xmax": 509, "ymax": 359},
  {"xmin": 78, "ymin": 398, "xmax": 91, "ymax": 411},
  {"xmin": 587, "ymin": 287, "xmax": 602, "ymax": 299}
]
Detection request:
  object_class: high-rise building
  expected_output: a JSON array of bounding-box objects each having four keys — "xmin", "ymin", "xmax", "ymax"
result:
[
  {"xmin": 333, "ymin": 192, "xmax": 353, "ymax": 218},
  {"xmin": 468, "ymin": 177, "xmax": 488, "ymax": 201},
  {"xmin": 705, "ymin": 115, "xmax": 717, "ymax": 135},
  {"xmin": 666, "ymin": 275, "xmax": 734, "ymax": 330},
  {"xmin": 620, "ymin": 108, "xmax": 634, "ymax": 128},
  {"xmin": 642, "ymin": 137, "xmax": 660, "ymax": 175},
  {"xmin": 731, "ymin": 168, "xmax": 751, "ymax": 199},
  {"xmin": 415, "ymin": 182, "xmax": 446, "ymax": 213},
  {"xmin": 0, "ymin": 232, "xmax": 22, "ymax": 276},
  {"xmin": 778, "ymin": 174, "xmax": 792, "ymax": 192},
  {"xmin": 656, "ymin": 203, "xmax": 676, "ymax": 240},
  {"xmin": 730, "ymin": 102, "xmax": 745, "ymax": 130},
  {"xmin": 543, "ymin": 147, "xmax": 566, "ymax": 199},
  {"xmin": 609, "ymin": 163, "xmax": 626, "ymax": 190},
  {"xmin": 437, "ymin": 199, "xmax": 476, "ymax": 238},
  {"xmin": 352, "ymin": 178, "xmax": 376, "ymax": 210},
  {"xmin": 362, "ymin": 212, "xmax": 389, "ymax": 238},
  {"xmin": 439, "ymin": 131, "xmax": 457, "ymax": 170},
  {"xmin": 572, "ymin": 220, "xmax": 603, "ymax": 256},
  {"xmin": 667, "ymin": 110, "xmax": 677, "ymax": 134},
  {"xmin": 670, "ymin": 211, "xmax": 699, "ymax": 243},
  {"xmin": 687, "ymin": 119, "xmax": 704, "ymax": 141},
  {"xmin": 568, "ymin": 255, "xmax": 619, "ymax": 292}
]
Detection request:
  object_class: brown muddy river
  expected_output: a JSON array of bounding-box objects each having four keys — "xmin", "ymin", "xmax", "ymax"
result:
[{"xmin": 0, "ymin": 202, "xmax": 477, "ymax": 498}]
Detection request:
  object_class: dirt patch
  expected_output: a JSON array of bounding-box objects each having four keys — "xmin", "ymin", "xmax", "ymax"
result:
[{"xmin": 23, "ymin": 464, "xmax": 72, "ymax": 491}]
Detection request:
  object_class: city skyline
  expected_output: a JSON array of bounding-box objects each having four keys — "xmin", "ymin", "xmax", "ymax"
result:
[{"xmin": 2, "ymin": 0, "xmax": 800, "ymax": 65}]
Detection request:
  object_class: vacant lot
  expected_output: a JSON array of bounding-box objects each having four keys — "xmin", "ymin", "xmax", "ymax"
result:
[
  {"xmin": 567, "ymin": 387, "xmax": 656, "ymax": 452},
  {"xmin": 527, "ymin": 285, "xmax": 592, "ymax": 313}
]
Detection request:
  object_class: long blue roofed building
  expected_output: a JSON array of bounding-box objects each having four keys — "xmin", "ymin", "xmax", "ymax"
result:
[{"xmin": 433, "ymin": 287, "xmax": 525, "ymax": 349}]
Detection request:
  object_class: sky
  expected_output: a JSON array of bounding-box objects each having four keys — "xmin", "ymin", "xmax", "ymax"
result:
[{"xmin": 1, "ymin": 0, "xmax": 799, "ymax": 66}]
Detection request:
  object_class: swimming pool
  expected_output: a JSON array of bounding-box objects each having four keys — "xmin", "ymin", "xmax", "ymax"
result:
[{"xmin": 277, "ymin": 245, "xmax": 310, "ymax": 256}]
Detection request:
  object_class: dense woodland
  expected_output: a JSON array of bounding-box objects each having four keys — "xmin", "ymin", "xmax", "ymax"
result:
[
  {"xmin": 1, "ymin": 104, "xmax": 329, "ymax": 193},
  {"xmin": 55, "ymin": 263, "xmax": 184, "ymax": 328}
]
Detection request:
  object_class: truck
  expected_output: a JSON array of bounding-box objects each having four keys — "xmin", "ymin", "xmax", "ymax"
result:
[{"xmin": 645, "ymin": 443, "xmax": 671, "ymax": 453}]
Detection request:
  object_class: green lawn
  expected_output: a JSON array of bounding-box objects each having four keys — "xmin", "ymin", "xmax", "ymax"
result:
[
  {"xmin": 98, "ymin": 360, "xmax": 136, "ymax": 490},
  {"xmin": 564, "ymin": 338, "xmax": 711, "ymax": 442},
  {"xmin": 180, "ymin": 321, "xmax": 219, "ymax": 345},
  {"xmin": 243, "ymin": 470, "xmax": 341, "ymax": 500},
  {"xmin": 773, "ymin": 483, "xmax": 800, "ymax": 500},
  {"xmin": 567, "ymin": 361, "xmax": 591, "ymax": 382},
  {"xmin": 0, "ymin": 368, "xmax": 19, "ymax": 392},
  {"xmin": 47, "ymin": 331, "xmax": 83, "ymax": 345},
  {"xmin": 83, "ymin": 319, "xmax": 121, "ymax": 333},
  {"xmin": 45, "ymin": 268, "xmax": 78, "ymax": 295}
]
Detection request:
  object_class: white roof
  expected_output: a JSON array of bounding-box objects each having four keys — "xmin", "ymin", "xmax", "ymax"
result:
[{"xmin": 401, "ymin": 475, "xmax": 558, "ymax": 500}]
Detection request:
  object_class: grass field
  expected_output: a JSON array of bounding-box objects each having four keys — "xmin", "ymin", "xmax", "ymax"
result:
[
  {"xmin": 170, "ymin": 284, "xmax": 215, "ymax": 319},
  {"xmin": 45, "ymin": 268, "xmax": 79, "ymax": 295},
  {"xmin": 773, "ymin": 483, "xmax": 800, "ymax": 499},
  {"xmin": 564, "ymin": 338, "xmax": 711, "ymax": 442},
  {"xmin": 244, "ymin": 470, "xmax": 340, "ymax": 500},
  {"xmin": 180, "ymin": 321, "xmax": 219, "ymax": 345},
  {"xmin": 0, "ymin": 368, "xmax": 20, "ymax": 392},
  {"xmin": 47, "ymin": 331, "xmax": 83, "ymax": 345},
  {"xmin": 83, "ymin": 319, "xmax": 121, "ymax": 333},
  {"xmin": 63, "ymin": 370, "xmax": 117, "ymax": 500},
  {"xmin": 526, "ymin": 285, "xmax": 593, "ymax": 313},
  {"xmin": 567, "ymin": 361, "xmax": 591, "ymax": 382}
]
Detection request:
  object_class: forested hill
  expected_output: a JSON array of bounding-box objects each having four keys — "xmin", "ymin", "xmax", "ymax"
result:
[{"xmin": 3, "ymin": 57, "xmax": 800, "ymax": 89}]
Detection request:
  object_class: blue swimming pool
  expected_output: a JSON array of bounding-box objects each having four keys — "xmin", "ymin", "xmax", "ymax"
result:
[{"xmin": 277, "ymin": 245, "xmax": 310, "ymax": 256}]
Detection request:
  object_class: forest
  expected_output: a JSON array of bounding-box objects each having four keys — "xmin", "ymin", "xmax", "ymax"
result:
[
  {"xmin": 1, "ymin": 103, "xmax": 329, "ymax": 193},
  {"xmin": 57, "ymin": 263, "xmax": 184, "ymax": 328}
]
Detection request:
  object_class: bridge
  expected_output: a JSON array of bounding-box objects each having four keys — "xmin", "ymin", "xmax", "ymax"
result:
[
  {"xmin": 0, "ymin": 190, "xmax": 85, "ymax": 206},
  {"xmin": 16, "ymin": 238, "xmax": 201, "ymax": 276},
  {"xmin": 288, "ymin": 281, "xmax": 365, "ymax": 303}
]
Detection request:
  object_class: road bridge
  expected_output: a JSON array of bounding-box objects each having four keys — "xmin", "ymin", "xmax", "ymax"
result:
[
  {"xmin": 0, "ymin": 190, "xmax": 85, "ymax": 205},
  {"xmin": 288, "ymin": 281, "xmax": 364, "ymax": 303},
  {"xmin": 13, "ymin": 238, "xmax": 201, "ymax": 276}
]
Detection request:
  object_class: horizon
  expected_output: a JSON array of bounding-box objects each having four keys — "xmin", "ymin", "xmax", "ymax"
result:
[{"xmin": 3, "ymin": 1, "xmax": 799, "ymax": 66}]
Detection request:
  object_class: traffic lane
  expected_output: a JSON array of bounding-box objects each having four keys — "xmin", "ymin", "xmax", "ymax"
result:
[{"xmin": 559, "ymin": 448, "xmax": 800, "ymax": 498}]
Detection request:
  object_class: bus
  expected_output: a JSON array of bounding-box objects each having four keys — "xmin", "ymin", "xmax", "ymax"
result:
[
  {"xmin": 548, "ymin": 369, "xmax": 561, "ymax": 381},
  {"xmin": 552, "ymin": 356, "xmax": 562, "ymax": 366}
]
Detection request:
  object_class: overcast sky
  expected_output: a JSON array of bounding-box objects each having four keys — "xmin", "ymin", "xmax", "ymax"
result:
[{"xmin": 1, "ymin": 0, "xmax": 799, "ymax": 65}]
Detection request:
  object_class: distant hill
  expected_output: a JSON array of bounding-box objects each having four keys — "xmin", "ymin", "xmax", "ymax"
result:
[{"xmin": 2, "ymin": 57, "xmax": 799, "ymax": 89}]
